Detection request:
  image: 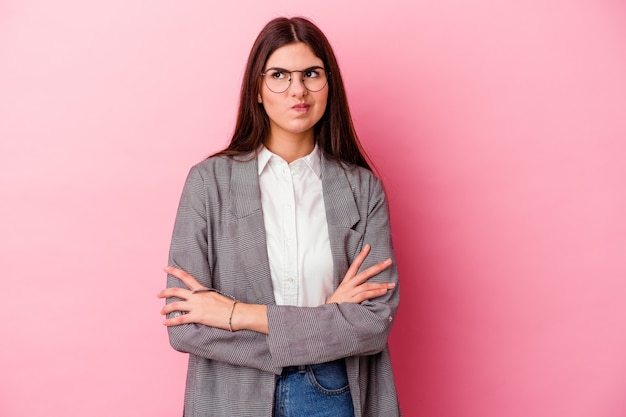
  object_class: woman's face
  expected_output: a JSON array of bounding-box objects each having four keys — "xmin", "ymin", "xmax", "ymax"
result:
[{"xmin": 259, "ymin": 42, "xmax": 328, "ymax": 142}]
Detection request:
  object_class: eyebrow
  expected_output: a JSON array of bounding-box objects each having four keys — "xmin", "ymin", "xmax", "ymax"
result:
[{"xmin": 263, "ymin": 65, "xmax": 325, "ymax": 72}]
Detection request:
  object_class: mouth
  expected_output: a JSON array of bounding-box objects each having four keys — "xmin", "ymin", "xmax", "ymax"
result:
[{"xmin": 292, "ymin": 103, "xmax": 310, "ymax": 112}]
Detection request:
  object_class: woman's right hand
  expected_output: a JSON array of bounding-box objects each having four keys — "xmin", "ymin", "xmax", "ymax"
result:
[{"xmin": 326, "ymin": 244, "xmax": 395, "ymax": 305}]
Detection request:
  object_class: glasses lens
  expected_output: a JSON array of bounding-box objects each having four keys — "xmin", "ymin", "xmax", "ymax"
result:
[
  {"xmin": 302, "ymin": 68, "xmax": 328, "ymax": 92},
  {"xmin": 264, "ymin": 69, "xmax": 290, "ymax": 93}
]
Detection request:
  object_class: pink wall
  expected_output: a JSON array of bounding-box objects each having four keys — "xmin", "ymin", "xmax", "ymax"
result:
[{"xmin": 2, "ymin": 1, "xmax": 625, "ymax": 416}]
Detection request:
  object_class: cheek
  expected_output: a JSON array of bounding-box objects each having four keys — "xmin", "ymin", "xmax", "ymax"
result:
[
  {"xmin": 258, "ymin": 79, "xmax": 272, "ymax": 104},
  {"xmin": 316, "ymin": 92, "xmax": 329, "ymax": 115},
  {"xmin": 260, "ymin": 96, "xmax": 281, "ymax": 116},
  {"xmin": 259, "ymin": 85, "xmax": 283, "ymax": 108}
]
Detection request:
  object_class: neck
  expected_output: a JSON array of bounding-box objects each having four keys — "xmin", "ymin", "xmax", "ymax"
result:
[{"xmin": 264, "ymin": 131, "xmax": 315, "ymax": 163}]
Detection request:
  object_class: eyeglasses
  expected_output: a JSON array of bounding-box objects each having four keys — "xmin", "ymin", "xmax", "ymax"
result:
[{"xmin": 261, "ymin": 66, "xmax": 329, "ymax": 93}]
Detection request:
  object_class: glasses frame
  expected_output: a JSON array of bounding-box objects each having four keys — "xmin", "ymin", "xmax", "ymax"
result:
[{"xmin": 261, "ymin": 66, "xmax": 330, "ymax": 94}]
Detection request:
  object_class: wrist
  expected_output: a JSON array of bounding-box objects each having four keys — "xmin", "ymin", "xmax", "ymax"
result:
[
  {"xmin": 231, "ymin": 302, "xmax": 269, "ymax": 334},
  {"xmin": 227, "ymin": 300, "xmax": 238, "ymax": 332}
]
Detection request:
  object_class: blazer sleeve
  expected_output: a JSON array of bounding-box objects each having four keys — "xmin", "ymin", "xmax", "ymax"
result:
[
  {"xmin": 165, "ymin": 165, "xmax": 281, "ymax": 375},
  {"xmin": 265, "ymin": 174, "xmax": 400, "ymax": 368}
]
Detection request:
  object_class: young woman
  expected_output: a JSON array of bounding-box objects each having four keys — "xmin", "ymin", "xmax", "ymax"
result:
[{"xmin": 158, "ymin": 17, "xmax": 401, "ymax": 417}]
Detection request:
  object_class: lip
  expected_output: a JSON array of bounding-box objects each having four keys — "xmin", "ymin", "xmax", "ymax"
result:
[{"xmin": 292, "ymin": 103, "xmax": 310, "ymax": 112}]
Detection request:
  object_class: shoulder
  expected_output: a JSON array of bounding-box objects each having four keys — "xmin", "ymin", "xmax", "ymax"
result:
[
  {"xmin": 190, "ymin": 155, "xmax": 233, "ymax": 176},
  {"xmin": 188, "ymin": 152, "xmax": 256, "ymax": 180},
  {"xmin": 324, "ymin": 156, "xmax": 383, "ymax": 195},
  {"xmin": 344, "ymin": 163, "xmax": 379, "ymax": 186}
]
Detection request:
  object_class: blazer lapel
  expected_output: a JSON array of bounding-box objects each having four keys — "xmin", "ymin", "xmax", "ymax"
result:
[
  {"xmin": 227, "ymin": 153, "xmax": 363, "ymax": 301},
  {"xmin": 229, "ymin": 155, "xmax": 276, "ymax": 305},
  {"xmin": 321, "ymin": 156, "xmax": 363, "ymax": 288}
]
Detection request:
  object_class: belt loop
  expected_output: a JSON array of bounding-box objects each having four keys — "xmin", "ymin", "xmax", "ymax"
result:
[{"xmin": 297, "ymin": 365, "xmax": 306, "ymax": 374}]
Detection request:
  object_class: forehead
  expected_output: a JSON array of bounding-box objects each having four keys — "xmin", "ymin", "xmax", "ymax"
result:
[{"xmin": 264, "ymin": 42, "xmax": 323, "ymax": 69}]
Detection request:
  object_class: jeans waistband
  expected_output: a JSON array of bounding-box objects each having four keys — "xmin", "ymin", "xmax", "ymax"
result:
[
  {"xmin": 281, "ymin": 359, "xmax": 345, "ymax": 376},
  {"xmin": 282, "ymin": 365, "xmax": 307, "ymax": 375}
]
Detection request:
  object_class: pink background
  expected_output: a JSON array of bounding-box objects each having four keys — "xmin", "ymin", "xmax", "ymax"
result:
[{"xmin": 2, "ymin": 1, "xmax": 626, "ymax": 416}]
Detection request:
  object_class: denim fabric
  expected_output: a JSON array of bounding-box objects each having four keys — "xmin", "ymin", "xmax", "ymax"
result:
[{"xmin": 274, "ymin": 359, "xmax": 354, "ymax": 417}]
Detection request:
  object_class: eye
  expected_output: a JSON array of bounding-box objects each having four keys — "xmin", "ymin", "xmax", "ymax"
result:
[
  {"xmin": 269, "ymin": 70, "xmax": 287, "ymax": 80},
  {"xmin": 303, "ymin": 69, "xmax": 321, "ymax": 79}
]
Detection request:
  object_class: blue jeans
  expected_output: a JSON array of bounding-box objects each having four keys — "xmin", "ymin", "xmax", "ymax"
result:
[{"xmin": 274, "ymin": 359, "xmax": 355, "ymax": 417}]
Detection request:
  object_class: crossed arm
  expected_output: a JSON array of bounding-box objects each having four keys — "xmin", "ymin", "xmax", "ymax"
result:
[
  {"xmin": 157, "ymin": 243, "xmax": 395, "ymax": 334},
  {"xmin": 159, "ymin": 162, "xmax": 398, "ymax": 370}
]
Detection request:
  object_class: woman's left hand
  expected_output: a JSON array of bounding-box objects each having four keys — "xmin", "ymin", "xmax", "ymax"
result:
[
  {"xmin": 158, "ymin": 266, "xmax": 236, "ymax": 329},
  {"xmin": 326, "ymin": 244, "xmax": 395, "ymax": 305}
]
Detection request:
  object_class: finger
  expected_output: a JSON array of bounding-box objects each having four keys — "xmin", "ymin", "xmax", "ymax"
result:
[
  {"xmin": 349, "ymin": 284, "xmax": 395, "ymax": 303},
  {"xmin": 157, "ymin": 287, "xmax": 191, "ymax": 300},
  {"xmin": 164, "ymin": 266, "xmax": 202, "ymax": 290},
  {"xmin": 352, "ymin": 258, "xmax": 393, "ymax": 285},
  {"xmin": 353, "ymin": 282, "xmax": 396, "ymax": 294},
  {"xmin": 344, "ymin": 244, "xmax": 371, "ymax": 280},
  {"xmin": 349, "ymin": 288, "xmax": 389, "ymax": 303},
  {"xmin": 162, "ymin": 311, "xmax": 194, "ymax": 327},
  {"xmin": 160, "ymin": 301, "xmax": 189, "ymax": 316}
]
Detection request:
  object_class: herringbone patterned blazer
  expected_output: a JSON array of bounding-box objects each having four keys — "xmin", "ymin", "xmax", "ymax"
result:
[{"xmin": 166, "ymin": 152, "xmax": 401, "ymax": 416}]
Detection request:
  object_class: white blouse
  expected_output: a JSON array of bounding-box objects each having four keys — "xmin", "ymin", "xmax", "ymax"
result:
[{"xmin": 257, "ymin": 145, "xmax": 334, "ymax": 307}]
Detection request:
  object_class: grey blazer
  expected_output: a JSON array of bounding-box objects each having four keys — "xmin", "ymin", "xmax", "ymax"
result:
[{"xmin": 166, "ymin": 152, "xmax": 401, "ymax": 417}]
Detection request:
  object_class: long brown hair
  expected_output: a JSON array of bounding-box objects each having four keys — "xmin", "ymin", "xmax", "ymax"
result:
[{"xmin": 213, "ymin": 17, "xmax": 372, "ymax": 170}]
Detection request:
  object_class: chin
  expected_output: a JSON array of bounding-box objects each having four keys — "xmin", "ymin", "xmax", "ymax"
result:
[{"xmin": 285, "ymin": 123, "xmax": 317, "ymax": 135}]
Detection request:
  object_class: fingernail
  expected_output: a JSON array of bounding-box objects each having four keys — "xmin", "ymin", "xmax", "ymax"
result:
[{"xmin": 387, "ymin": 283, "xmax": 396, "ymax": 289}]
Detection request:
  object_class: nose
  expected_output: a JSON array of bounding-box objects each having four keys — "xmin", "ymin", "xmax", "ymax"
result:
[{"xmin": 288, "ymin": 72, "xmax": 307, "ymax": 97}]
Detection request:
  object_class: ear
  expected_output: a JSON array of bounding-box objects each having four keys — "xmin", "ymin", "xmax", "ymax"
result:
[{"xmin": 257, "ymin": 94, "xmax": 262, "ymax": 103}]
